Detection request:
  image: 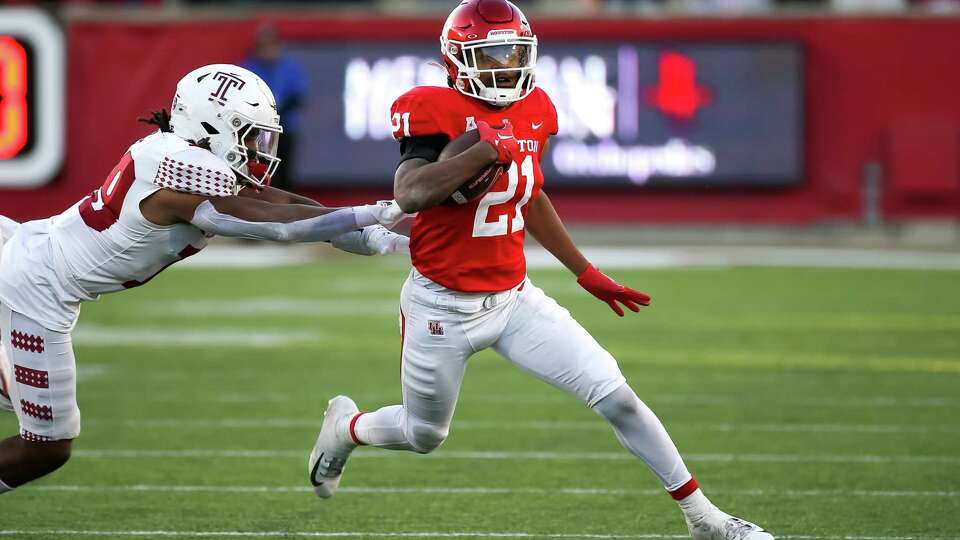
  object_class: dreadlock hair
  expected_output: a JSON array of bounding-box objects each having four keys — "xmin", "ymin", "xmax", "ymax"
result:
[
  {"xmin": 138, "ymin": 108, "xmax": 211, "ymax": 151},
  {"xmin": 139, "ymin": 109, "xmax": 173, "ymax": 133}
]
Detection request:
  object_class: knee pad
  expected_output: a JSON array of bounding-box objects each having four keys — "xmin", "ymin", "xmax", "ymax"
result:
[{"xmin": 405, "ymin": 419, "xmax": 449, "ymax": 454}]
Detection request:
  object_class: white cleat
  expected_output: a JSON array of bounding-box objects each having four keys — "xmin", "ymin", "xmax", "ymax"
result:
[
  {"xmin": 687, "ymin": 509, "xmax": 774, "ymax": 540},
  {"xmin": 308, "ymin": 395, "xmax": 359, "ymax": 499}
]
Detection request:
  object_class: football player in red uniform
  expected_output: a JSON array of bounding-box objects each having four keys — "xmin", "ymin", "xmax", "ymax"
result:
[{"xmin": 309, "ymin": 2, "xmax": 773, "ymax": 538}]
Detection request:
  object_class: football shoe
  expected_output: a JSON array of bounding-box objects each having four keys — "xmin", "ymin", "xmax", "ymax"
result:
[
  {"xmin": 686, "ymin": 509, "xmax": 774, "ymax": 540},
  {"xmin": 308, "ymin": 395, "xmax": 360, "ymax": 498}
]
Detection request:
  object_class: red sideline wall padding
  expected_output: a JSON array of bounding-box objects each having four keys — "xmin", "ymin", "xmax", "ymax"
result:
[{"xmin": 1, "ymin": 16, "xmax": 958, "ymax": 224}]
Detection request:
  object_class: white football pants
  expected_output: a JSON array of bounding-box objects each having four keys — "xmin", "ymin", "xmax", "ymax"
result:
[
  {"xmin": 0, "ymin": 302, "xmax": 80, "ymax": 441},
  {"xmin": 353, "ymin": 270, "xmax": 692, "ymax": 490}
]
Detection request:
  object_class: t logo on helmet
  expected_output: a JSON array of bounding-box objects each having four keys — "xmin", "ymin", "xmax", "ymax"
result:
[{"xmin": 208, "ymin": 71, "xmax": 246, "ymax": 106}]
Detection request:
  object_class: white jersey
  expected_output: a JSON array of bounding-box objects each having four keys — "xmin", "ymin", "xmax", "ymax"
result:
[{"xmin": 0, "ymin": 131, "xmax": 236, "ymax": 332}]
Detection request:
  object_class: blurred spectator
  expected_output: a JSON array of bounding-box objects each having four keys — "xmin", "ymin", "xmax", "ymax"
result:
[
  {"xmin": 832, "ymin": 0, "xmax": 906, "ymax": 10},
  {"xmin": 242, "ymin": 24, "xmax": 308, "ymax": 191},
  {"xmin": 672, "ymin": 0, "xmax": 772, "ymax": 11},
  {"xmin": 913, "ymin": 0, "xmax": 960, "ymax": 11}
]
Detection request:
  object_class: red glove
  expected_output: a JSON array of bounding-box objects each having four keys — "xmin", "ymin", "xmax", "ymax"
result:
[
  {"xmin": 476, "ymin": 120, "xmax": 520, "ymax": 165},
  {"xmin": 577, "ymin": 265, "xmax": 651, "ymax": 317}
]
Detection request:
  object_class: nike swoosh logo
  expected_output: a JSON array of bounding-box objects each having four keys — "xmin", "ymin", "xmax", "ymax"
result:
[
  {"xmin": 497, "ymin": 134, "xmax": 513, "ymax": 140},
  {"xmin": 310, "ymin": 452, "xmax": 325, "ymax": 486},
  {"xmin": 532, "ymin": 122, "xmax": 544, "ymax": 130}
]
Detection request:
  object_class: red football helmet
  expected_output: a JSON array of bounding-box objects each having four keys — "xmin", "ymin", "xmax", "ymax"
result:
[{"xmin": 441, "ymin": 0, "xmax": 538, "ymax": 106}]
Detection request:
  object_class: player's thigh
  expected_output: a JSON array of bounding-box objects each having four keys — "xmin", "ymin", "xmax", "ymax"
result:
[
  {"xmin": 493, "ymin": 283, "xmax": 626, "ymax": 407},
  {"xmin": 0, "ymin": 303, "xmax": 80, "ymax": 441},
  {"xmin": 399, "ymin": 278, "xmax": 475, "ymax": 427}
]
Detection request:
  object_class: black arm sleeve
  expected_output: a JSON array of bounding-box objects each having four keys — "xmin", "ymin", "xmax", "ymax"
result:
[{"xmin": 399, "ymin": 134, "xmax": 450, "ymax": 165}]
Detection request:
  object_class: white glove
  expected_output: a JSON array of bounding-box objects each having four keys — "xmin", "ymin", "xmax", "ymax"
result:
[
  {"xmin": 330, "ymin": 226, "xmax": 409, "ymax": 256},
  {"xmin": 363, "ymin": 225, "xmax": 409, "ymax": 255},
  {"xmin": 354, "ymin": 200, "xmax": 409, "ymax": 230}
]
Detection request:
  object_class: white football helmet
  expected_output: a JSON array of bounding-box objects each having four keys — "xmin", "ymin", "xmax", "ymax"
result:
[{"xmin": 169, "ymin": 64, "xmax": 283, "ymax": 188}]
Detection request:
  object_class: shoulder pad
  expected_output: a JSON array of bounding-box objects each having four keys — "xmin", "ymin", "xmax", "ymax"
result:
[{"xmin": 390, "ymin": 86, "xmax": 461, "ymax": 141}]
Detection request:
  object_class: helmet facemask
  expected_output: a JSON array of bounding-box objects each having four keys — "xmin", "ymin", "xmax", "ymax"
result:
[
  {"xmin": 445, "ymin": 32, "xmax": 537, "ymax": 106},
  {"xmin": 222, "ymin": 111, "xmax": 282, "ymax": 189}
]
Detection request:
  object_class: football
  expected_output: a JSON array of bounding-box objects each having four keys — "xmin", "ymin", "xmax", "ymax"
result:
[{"xmin": 438, "ymin": 129, "xmax": 505, "ymax": 205}]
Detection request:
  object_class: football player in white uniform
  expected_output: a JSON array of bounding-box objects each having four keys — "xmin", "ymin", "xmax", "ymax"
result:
[{"xmin": 0, "ymin": 63, "xmax": 408, "ymax": 493}]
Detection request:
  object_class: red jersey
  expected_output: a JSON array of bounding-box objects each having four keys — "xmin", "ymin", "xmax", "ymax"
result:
[{"xmin": 391, "ymin": 86, "xmax": 558, "ymax": 293}]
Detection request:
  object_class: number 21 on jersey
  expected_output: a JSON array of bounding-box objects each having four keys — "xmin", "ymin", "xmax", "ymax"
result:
[{"xmin": 473, "ymin": 155, "xmax": 535, "ymax": 238}]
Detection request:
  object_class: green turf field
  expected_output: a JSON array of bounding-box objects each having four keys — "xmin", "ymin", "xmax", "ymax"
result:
[{"xmin": 2, "ymin": 255, "xmax": 958, "ymax": 539}]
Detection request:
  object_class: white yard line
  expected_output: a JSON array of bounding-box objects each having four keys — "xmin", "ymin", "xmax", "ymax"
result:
[
  {"xmin": 28, "ymin": 484, "xmax": 960, "ymax": 498},
  {"xmin": 97, "ymin": 418, "xmax": 960, "ymax": 435},
  {"xmin": 157, "ymin": 392, "xmax": 959, "ymax": 410},
  {"xmin": 525, "ymin": 246, "xmax": 960, "ymax": 271},
  {"xmin": 69, "ymin": 449, "xmax": 960, "ymax": 465},
  {"xmin": 145, "ymin": 298, "xmax": 399, "ymax": 317},
  {"xmin": 644, "ymin": 395, "xmax": 960, "ymax": 409},
  {"xmin": 175, "ymin": 244, "xmax": 317, "ymax": 268},
  {"xmin": 72, "ymin": 325, "xmax": 325, "ymax": 348},
  {"xmin": 76, "ymin": 363, "xmax": 110, "ymax": 381},
  {"xmin": 0, "ymin": 530, "xmax": 957, "ymax": 540},
  {"xmin": 171, "ymin": 243, "xmax": 960, "ymax": 271}
]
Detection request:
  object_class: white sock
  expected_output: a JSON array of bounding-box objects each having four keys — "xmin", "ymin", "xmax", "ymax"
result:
[
  {"xmin": 0, "ymin": 478, "xmax": 13, "ymax": 494},
  {"xmin": 352, "ymin": 405, "xmax": 417, "ymax": 451}
]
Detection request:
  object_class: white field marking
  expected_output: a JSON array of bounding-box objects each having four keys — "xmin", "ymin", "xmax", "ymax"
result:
[
  {"xmin": 147, "ymin": 392, "xmax": 960, "ymax": 410},
  {"xmin": 145, "ymin": 297, "xmax": 398, "ymax": 317},
  {"xmin": 96, "ymin": 418, "xmax": 960, "ymax": 435},
  {"xmin": 72, "ymin": 325, "xmax": 325, "ymax": 348},
  {"xmin": 0, "ymin": 531, "xmax": 958, "ymax": 540},
  {"xmin": 435, "ymin": 420, "xmax": 960, "ymax": 435},
  {"xmin": 644, "ymin": 395, "xmax": 960, "ymax": 409},
  {"xmin": 160, "ymin": 243, "xmax": 960, "ymax": 271},
  {"xmin": 69, "ymin": 449, "xmax": 960, "ymax": 465},
  {"xmin": 525, "ymin": 246, "xmax": 960, "ymax": 271},
  {"xmin": 76, "ymin": 363, "xmax": 110, "ymax": 381},
  {"xmin": 175, "ymin": 243, "xmax": 317, "ymax": 268},
  {"xmin": 167, "ymin": 244, "xmax": 960, "ymax": 271},
  {"xmin": 29, "ymin": 484, "xmax": 960, "ymax": 499}
]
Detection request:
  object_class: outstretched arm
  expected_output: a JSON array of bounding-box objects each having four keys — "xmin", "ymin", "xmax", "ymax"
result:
[
  {"xmin": 142, "ymin": 189, "xmax": 405, "ymax": 243},
  {"xmin": 237, "ymin": 186, "xmax": 409, "ymax": 255},
  {"xmin": 526, "ymin": 191, "xmax": 650, "ymax": 317}
]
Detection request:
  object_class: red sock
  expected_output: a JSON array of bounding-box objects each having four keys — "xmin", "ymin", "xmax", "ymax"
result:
[
  {"xmin": 669, "ymin": 477, "xmax": 699, "ymax": 501},
  {"xmin": 348, "ymin": 412, "xmax": 366, "ymax": 446}
]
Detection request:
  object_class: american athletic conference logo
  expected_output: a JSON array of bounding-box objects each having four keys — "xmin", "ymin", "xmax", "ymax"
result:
[{"xmin": 208, "ymin": 71, "xmax": 246, "ymax": 106}]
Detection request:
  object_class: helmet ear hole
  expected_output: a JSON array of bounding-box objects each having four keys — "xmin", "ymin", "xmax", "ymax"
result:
[{"xmin": 201, "ymin": 122, "xmax": 220, "ymax": 135}]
